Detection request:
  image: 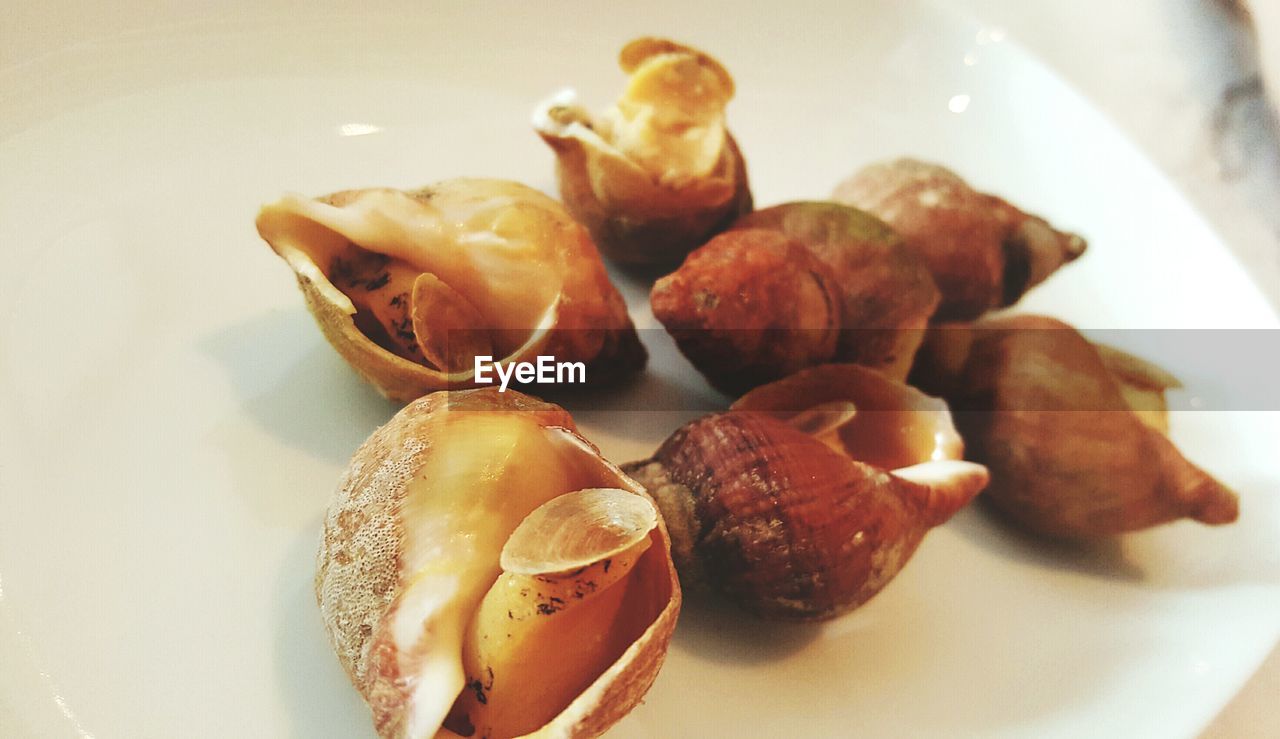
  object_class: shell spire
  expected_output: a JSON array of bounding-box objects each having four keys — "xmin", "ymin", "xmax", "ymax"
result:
[{"xmin": 833, "ymin": 158, "xmax": 1085, "ymax": 320}]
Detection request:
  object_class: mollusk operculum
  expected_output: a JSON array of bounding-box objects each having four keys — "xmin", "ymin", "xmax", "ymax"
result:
[
  {"xmin": 624, "ymin": 364, "xmax": 987, "ymax": 620},
  {"xmin": 256, "ymin": 179, "xmax": 645, "ymax": 402},
  {"xmin": 533, "ymin": 37, "xmax": 752, "ymax": 266},
  {"xmin": 833, "ymin": 158, "xmax": 1086, "ymax": 321},
  {"xmin": 910, "ymin": 315, "xmax": 1239, "ymax": 539},
  {"xmin": 316, "ymin": 388, "xmax": 679, "ymax": 738}
]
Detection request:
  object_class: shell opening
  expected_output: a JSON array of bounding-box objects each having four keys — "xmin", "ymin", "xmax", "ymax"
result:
[
  {"xmin": 734, "ymin": 364, "xmax": 965, "ymax": 471},
  {"xmin": 536, "ymin": 37, "xmax": 733, "ymax": 188},
  {"xmin": 1093, "ymin": 342, "xmax": 1181, "ymax": 434},
  {"xmin": 448, "ymin": 488, "xmax": 664, "ymax": 738},
  {"xmin": 356, "ymin": 412, "xmax": 674, "ymax": 739},
  {"xmin": 256, "ymin": 184, "xmax": 566, "ymax": 377}
]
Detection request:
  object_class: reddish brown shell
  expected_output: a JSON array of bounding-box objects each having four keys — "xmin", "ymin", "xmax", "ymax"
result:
[
  {"xmin": 625, "ymin": 411, "xmax": 985, "ymax": 620},
  {"xmin": 650, "ymin": 228, "xmax": 844, "ymax": 395},
  {"xmin": 650, "ymin": 201, "xmax": 943, "ymax": 394},
  {"xmin": 730, "ymin": 201, "xmax": 941, "ymax": 379},
  {"xmin": 833, "ymin": 158, "xmax": 1086, "ymax": 321},
  {"xmin": 626, "ymin": 365, "xmax": 986, "ymax": 620},
  {"xmin": 910, "ymin": 314, "xmax": 1239, "ymax": 538}
]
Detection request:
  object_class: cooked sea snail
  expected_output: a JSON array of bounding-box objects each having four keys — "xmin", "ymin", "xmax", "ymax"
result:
[
  {"xmin": 256, "ymin": 179, "xmax": 645, "ymax": 402},
  {"xmin": 649, "ymin": 228, "xmax": 844, "ymax": 396},
  {"xmin": 833, "ymin": 158, "xmax": 1087, "ymax": 321},
  {"xmin": 533, "ymin": 37, "xmax": 753, "ymax": 267},
  {"xmin": 624, "ymin": 364, "xmax": 988, "ymax": 620},
  {"xmin": 650, "ymin": 202, "xmax": 940, "ymax": 394},
  {"xmin": 316, "ymin": 388, "xmax": 680, "ymax": 738},
  {"xmin": 910, "ymin": 315, "xmax": 1239, "ymax": 538}
]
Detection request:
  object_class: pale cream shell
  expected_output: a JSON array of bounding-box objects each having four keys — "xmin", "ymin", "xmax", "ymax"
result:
[
  {"xmin": 532, "ymin": 38, "xmax": 753, "ymax": 266},
  {"xmin": 257, "ymin": 180, "xmax": 645, "ymax": 402},
  {"xmin": 315, "ymin": 388, "xmax": 680, "ymax": 739}
]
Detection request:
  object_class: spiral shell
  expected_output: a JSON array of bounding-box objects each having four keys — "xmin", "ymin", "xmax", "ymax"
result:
[
  {"xmin": 316, "ymin": 388, "xmax": 680, "ymax": 737},
  {"xmin": 625, "ymin": 364, "xmax": 987, "ymax": 620},
  {"xmin": 257, "ymin": 179, "xmax": 645, "ymax": 401},
  {"xmin": 833, "ymin": 158, "xmax": 1086, "ymax": 321},
  {"xmin": 910, "ymin": 314, "xmax": 1239, "ymax": 538},
  {"xmin": 649, "ymin": 228, "xmax": 844, "ymax": 396},
  {"xmin": 651, "ymin": 202, "xmax": 941, "ymax": 394},
  {"xmin": 533, "ymin": 37, "xmax": 752, "ymax": 266}
]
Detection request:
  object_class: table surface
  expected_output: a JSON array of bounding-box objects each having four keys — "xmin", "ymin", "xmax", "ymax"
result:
[{"xmin": 953, "ymin": 3, "xmax": 1280, "ymax": 735}]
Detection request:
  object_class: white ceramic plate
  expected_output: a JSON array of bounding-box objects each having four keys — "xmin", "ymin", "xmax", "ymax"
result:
[{"xmin": 2, "ymin": 2, "xmax": 1277, "ymax": 737}]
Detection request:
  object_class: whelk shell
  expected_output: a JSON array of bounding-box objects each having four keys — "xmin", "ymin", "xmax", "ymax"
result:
[
  {"xmin": 833, "ymin": 158, "xmax": 1086, "ymax": 321},
  {"xmin": 257, "ymin": 179, "xmax": 645, "ymax": 401},
  {"xmin": 731, "ymin": 202, "xmax": 940, "ymax": 380},
  {"xmin": 650, "ymin": 202, "xmax": 941, "ymax": 394},
  {"xmin": 316, "ymin": 388, "xmax": 679, "ymax": 738},
  {"xmin": 910, "ymin": 314, "xmax": 1239, "ymax": 538},
  {"xmin": 649, "ymin": 228, "xmax": 845, "ymax": 396},
  {"xmin": 625, "ymin": 364, "xmax": 987, "ymax": 620},
  {"xmin": 533, "ymin": 37, "xmax": 752, "ymax": 266}
]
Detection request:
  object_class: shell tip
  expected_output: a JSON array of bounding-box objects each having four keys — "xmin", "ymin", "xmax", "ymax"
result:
[
  {"xmin": 1186, "ymin": 479, "xmax": 1240, "ymax": 525},
  {"xmin": 1063, "ymin": 231, "xmax": 1088, "ymax": 261}
]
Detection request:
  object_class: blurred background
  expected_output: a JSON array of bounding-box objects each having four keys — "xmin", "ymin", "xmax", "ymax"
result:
[
  {"xmin": 953, "ymin": 2, "xmax": 1279, "ymax": 733},
  {"xmin": 953, "ymin": 0, "xmax": 1279, "ymax": 312}
]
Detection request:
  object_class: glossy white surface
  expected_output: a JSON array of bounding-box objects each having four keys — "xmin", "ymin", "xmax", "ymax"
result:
[{"xmin": 1, "ymin": 2, "xmax": 1278, "ymax": 738}]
